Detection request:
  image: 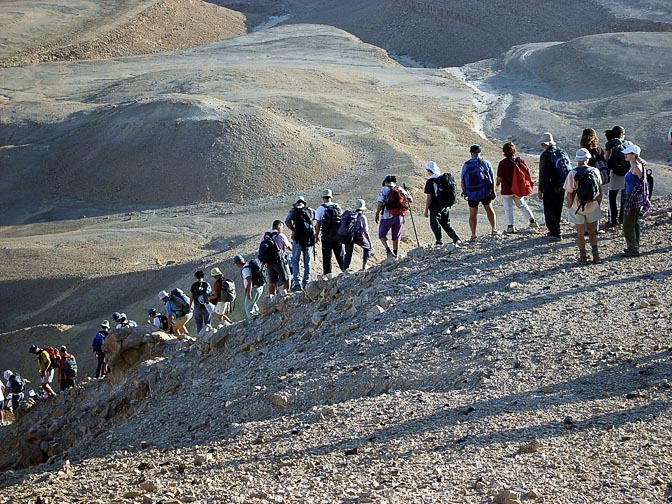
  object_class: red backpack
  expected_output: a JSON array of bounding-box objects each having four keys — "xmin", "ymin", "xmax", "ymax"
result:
[
  {"xmin": 385, "ymin": 186, "xmax": 410, "ymax": 216},
  {"xmin": 45, "ymin": 346, "xmax": 61, "ymax": 369},
  {"xmin": 510, "ymin": 157, "xmax": 534, "ymax": 197}
]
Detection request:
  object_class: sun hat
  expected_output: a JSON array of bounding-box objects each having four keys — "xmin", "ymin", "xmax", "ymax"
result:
[
  {"xmin": 100, "ymin": 320, "xmax": 110, "ymax": 329},
  {"xmin": 4, "ymin": 370, "xmax": 12, "ymax": 381},
  {"xmin": 575, "ymin": 148, "xmax": 592, "ymax": 161},
  {"xmin": 353, "ymin": 199, "xmax": 367, "ymax": 211},
  {"xmin": 538, "ymin": 132, "xmax": 556, "ymax": 146},
  {"xmin": 425, "ymin": 161, "xmax": 440, "ymax": 175},
  {"xmin": 210, "ymin": 267, "xmax": 222, "ymax": 277},
  {"xmin": 469, "ymin": 144, "xmax": 482, "ymax": 154},
  {"xmin": 119, "ymin": 313, "xmax": 127, "ymax": 321},
  {"xmin": 233, "ymin": 254, "xmax": 245, "ymax": 265},
  {"xmin": 158, "ymin": 290, "xmax": 170, "ymax": 300},
  {"xmin": 294, "ymin": 195, "xmax": 306, "ymax": 204},
  {"xmin": 622, "ymin": 143, "xmax": 641, "ymax": 156},
  {"xmin": 112, "ymin": 312, "xmax": 122, "ymax": 321},
  {"xmin": 60, "ymin": 345, "xmax": 67, "ymax": 353},
  {"xmin": 29, "ymin": 344, "xmax": 38, "ymax": 354},
  {"xmin": 321, "ymin": 189, "xmax": 333, "ymax": 198}
]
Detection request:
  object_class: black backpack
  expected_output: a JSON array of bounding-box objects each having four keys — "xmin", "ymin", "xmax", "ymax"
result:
[
  {"xmin": 155, "ymin": 313, "xmax": 169, "ymax": 331},
  {"xmin": 9, "ymin": 374, "xmax": 25, "ymax": 394},
  {"xmin": 193, "ymin": 281, "xmax": 212, "ymax": 306},
  {"xmin": 247, "ymin": 260, "xmax": 266, "ymax": 287},
  {"xmin": 573, "ymin": 167, "xmax": 600, "ymax": 214},
  {"xmin": 291, "ymin": 207, "xmax": 316, "ymax": 248},
  {"xmin": 258, "ymin": 231, "xmax": 281, "ymax": 264},
  {"xmin": 433, "ymin": 173, "xmax": 458, "ymax": 208},
  {"xmin": 320, "ymin": 203, "xmax": 342, "ymax": 242},
  {"xmin": 607, "ymin": 139, "xmax": 628, "ymax": 176}
]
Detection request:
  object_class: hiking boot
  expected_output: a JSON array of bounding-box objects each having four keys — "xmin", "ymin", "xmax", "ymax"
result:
[
  {"xmin": 578, "ymin": 255, "xmax": 588, "ymax": 264},
  {"xmin": 505, "ymin": 225, "xmax": 515, "ymax": 234},
  {"xmin": 529, "ymin": 219, "xmax": 539, "ymax": 229},
  {"xmin": 290, "ymin": 284, "xmax": 303, "ymax": 292},
  {"xmin": 435, "ymin": 240, "xmax": 444, "ymax": 246},
  {"xmin": 622, "ymin": 249, "xmax": 640, "ymax": 257},
  {"xmin": 592, "ymin": 253, "xmax": 602, "ymax": 264}
]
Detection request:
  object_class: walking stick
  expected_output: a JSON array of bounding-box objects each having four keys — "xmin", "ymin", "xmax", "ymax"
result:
[{"xmin": 403, "ymin": 184, "xmax": 421, "ymax": 248}]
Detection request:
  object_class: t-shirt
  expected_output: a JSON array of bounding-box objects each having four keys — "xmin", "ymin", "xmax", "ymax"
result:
[
  {"xmin": 190, "ymin": 281, "xmax": 211, "ymax": 306},
  {"xmin": 423, "ymin": 175, "xmax": 442, "ymax": 210},
  {"xmin": 151, "ymin": 315, "xmax": 163, "ymax": 329},
  {"xmin": 241, "ymin": 265, "xmax": 252, "ymax": 289},
  {"xmin": 37, "ymin": 350, "xmax": 51, "ymax": 373},
  {"xmin": 377, "ymin": 185, "xmax": 393, "ymax": 220},
  {"xmin": 92, "ymin": 331, "xmax": 106, "ymax": 351},
  {"xmin": 164, "ymin": 300, "xmax": 182, "ymax": 318},
  {"xmin": 496, "ymin": 158, "xmax": 515, "ymax": 196},
  {"xmin": 258, "ymin": 230, "xmax": 291, "ymax": 251},
  {"xmin": 563, "ymin": 166, "xmax": 602, "ymax": 214}
]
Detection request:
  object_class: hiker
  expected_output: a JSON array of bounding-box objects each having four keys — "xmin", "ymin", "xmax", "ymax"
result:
[
  {"xmin": 147, "ymin": 308, "xmax": 170, "ymax": 332},
  {"xmin": 285, "ymin": 196, "xmax": 316, "ymax": 291},
  {"xmin": 375, "ymin": 175, "xmax": 411, "ymax": 258},
  {"xmin": 668, "ymin": 126, "xmax": 672, "ymax": 145},
  {"xmin": 581, "ymin": 128, "xmax": 608, "ymax": 232},
  {"xmin": 537, "ymin": 132, "xmax": 570, "ymax": 241},
  {"xmin": 315, "ymin": 189, "xmax": 345, "ymax": 276},
  {"xmin": 233, "ymin": 255, "xmax": 264, "ymax": 320},
  {"xmin": 495, "ymin": 142, "xmax": 538, "ymax": 233},
  {"xmin": 564, "ymin": 149, "xmax": 603, "ymax": 264},
  {"xmin": 28, "ymin": 344, "xmax": 56, "ymax": 397},
  {"xmin": 3, "ymin": 370, "xmax": 29, "ymax": 419},
  {"xmin": 189, "ymin": 270, "xmax": 212, "ymax": 335},
  {"xmin": 423, "ymin": 161, "xmax": 462, "ymax": 245},
  {"xmin": 209, "ymin": 268, "xmax": 234, "ymax": 324},
  {"xmin": 92, "ymin": 320, "xmax": 109, "ymax": 378},
  {"xmin": 604, "ymin": 125, "xmax": 628, "ymax": 227},
  {"xmin": 621, "ymin": 144, "xmax": 651, "ymax": 257},
  {"xmin": 159, "ymin": 289, "xmax": 192, "ymax": 338},
  {"xmin": 258, "ymin": 220, "xmax": 292, "ymax": 296},
  {"xmin": 341, "ymin": 199, "xmax": 373, "ymax": 270},
  {"xmin": 113, "ymin": 312, "xmax": 137, "ymax": 329},
  {"xmin": 58, "ymin": 346, "xmax": 77, "ymax": 391},
  {"xmin": 461, "ymin": 144, "xmax": 497, "ymax": 239}
]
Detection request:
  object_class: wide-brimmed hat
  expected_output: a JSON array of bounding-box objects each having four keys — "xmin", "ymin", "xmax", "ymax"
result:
[
  {"xmin": 210, "ymin": 267, "xmax": 222, "ymax": 277},
  {"xmin": 425, "ymin": 161, "xmax": 440, "ymax": 175},
  {"xmin": 158, "ymin": 290, "xmax": 170, "ymax": 300},
  {"xmin": 538, "ymin": 132, "xmax": 556, "ymax": 146},
  {"xmin": 112, "ymin": 312, "xmax": 122, "ymax": 322},
  {"xmin": 100, "ymin": 320, "xmax": 111, "ymax": 329},
  {"xmin": 321, "ymin": 189, "xmax": 333, "ymax": 198},
  {"xmin": 60, "ymin": 345, "xmax": 67, "ymax": 353},
  {"xmin": 622, "ymin": 143, "xmax": 641, "ymax": 156},
  {"xmin": 353, "ymin": 199, "xmax": 367, "ymax": 211},
  {"xmin": 575, "ymin": 148, "xmax": 592, "ymax": 161},
  {"xmin": 294, "ymin": 195, "xmax": 306, "ymax": 204},
  {"xmin": 3, "ymin": 370, "xmax": 11, "ymax": 381}
]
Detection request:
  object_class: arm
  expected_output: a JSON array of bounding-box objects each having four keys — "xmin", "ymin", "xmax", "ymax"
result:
[
  {"xmin": 245, "ymin": 275, "xmax": 253, "ymax": 300},
  {"xmin": 424, "ymin": 193, "xmax": 432, "ymax": 217},
  {"xmin": 375, "ymin": 201, "xmax": 384, "ymax": 224},
  {"xmin": 538, "ymin": 152, "xmax": 547, "ymax": 200}
]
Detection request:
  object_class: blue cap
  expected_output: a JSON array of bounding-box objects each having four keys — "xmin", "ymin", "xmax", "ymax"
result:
[
  {"xmin": 29, "ymin": 344, "xmax": 38, "ymax": 353},
  {"xmin": 147, "ymin": 308, "xmax": 156, "ymax": 315}
]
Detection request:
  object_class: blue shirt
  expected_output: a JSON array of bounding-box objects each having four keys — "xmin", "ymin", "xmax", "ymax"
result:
[
  {"xmin": 92, "ymin": 331, "xmax": 106, "ymax": 351},
  {"xmin": 624, "ymin": 169, "xmax": 639, "ymax": 195},
  {"xmin": 165, "ymin": 300, "xmax": 181, "ymax": 318}
]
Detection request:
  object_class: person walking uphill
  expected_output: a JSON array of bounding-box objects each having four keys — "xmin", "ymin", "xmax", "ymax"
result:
[
  {"xmin": 92, "ymin": 320, "xmax": 109, "ymax": 378},
  {"xmin": 28, "ymin": 344, "xmax": 56, "ymax": 397},
  {"xmin": 234, "ymin": 255, "xmax": 265, "ymax": 319},
  {"xmin": 423, "ymin": 161, "xmax": 461, "ymax": 245},
  {"xmin": 285, "ymin": 196, "xmax": 316, "ymax": 291},
  {"xmin": 538, "ymin": 132, "xmax": 571, "ymax": 241},
  {"xmin": 258, "ymin": 220, "xmax": 292, "ymax": 296},
  {"xmin": 621, "ymin": 144, "xmax": 651, "ymax": 257},
  {"xmin": 496, "ymin": 142, "xmax": 538, "ymax": 233},
  {"xmin": 189, "ymin": 270, "xmax": 212, "ymax": 335},
  {"xmin": 58, "ymin": 345, "xmax": 77, "ymax": 391},
  {"xmin": 461, "ymin": 144, "xmax": 497, "ymax": 239},
  {"xmin": 209, "ymin": 268, "xmax": 234, "ymax": 325},
  {"xmin": 564, "ymin": 149, "xmax": 603, "ymax": 264},
  {"xmin": 340, "ymin": 198, "xmax": 373, "ymax": 270},
  {"xmin": 314, "ymin": 189, "xmax": 345, "ymax": 276},
  {"xmin": 375, "ymin": 175, "xmax": 412, "ymax": 258},
  {"xmin": 159, "ymin": 289, "xmax": 192, "ymax": 339}
]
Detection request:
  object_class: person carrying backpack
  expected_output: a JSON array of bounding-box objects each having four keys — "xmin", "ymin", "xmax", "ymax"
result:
[
  {"xmin": 92, "ymin": 320, "xmax": 110, "ymax": 378},
  {"xmin": 159, "ymin": 289, "xmax": 193, "ymax": 339},
  {"xmin": 461, "ymin": 144, "xmax": 497, "ymax": 240},
  {"xmin": 537, "ymin": 132, "xmax": 570, "ymax": 241},
  {"xmin": 341, "ymin": 199, "xmax": 373, "ymax": 270},
  {"xmin": 147, "ymin": 308, "xmax": 170, "ymax": 331},
  {"xmin": 209, "ymin": 267, "xmax": 234, "ymax": 324},
  {"xmin": 258, "ymin": 220, "xmax": 292, "ymax": 297},
  {"xmin": 423, "ymin": 161, "xmax": 462, "ymax": 245},
  {"xmin": 495, "ymin": 142, "xmax": 538, "ymax": 234},
  {"xmin": 621, "ymin": 144, "xmax": 651, "ymax": 257},
  {"xmin": 581, "ymin": 128, "xmax": 608, "ymax": 233},
  {"xmin": 564, "ymin": 149, "xmax": 603, "ymax": 264},
  {"xmin": 28, "ymin": 344, "xmax": 56, "ymax": 397},
  {"xmin": 314, "ymin": 189, "xmax": 345, "ymax": 276},
  {"xmin": 189, "ymin": 270, "xmax": 213, "ymax": 336},
  {"xmin": 3, "ymin": 369, "xmax": 30, "ymax": 417},
  {"xmin": 375, "ymin": 175, "xmax": 412, "ymax": 258},
  {"xmin": 604, "ymin": 125, "xmax": 628, "ymax": 227},
  {"xmin": 58, "ymin": 345, "xmax": 77, "ymax": 391},
  {"xmin": 284, "ymin": 196, "xmax": 316, "ymax": 291},
  {"xmin": 233, "ymin": 255, "xmax": 264, "ymax": 320}
]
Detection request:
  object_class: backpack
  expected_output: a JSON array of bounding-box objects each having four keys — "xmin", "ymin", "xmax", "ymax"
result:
[
  {"xmin": 155, "ymin": 313, "xmax": 169, "ymax": 331},
  {"xmin": 546, "ymin": 148, "xmax": 572, "ymax": 190},
  {"xmin": 510, "ymin": 157, "xmax": 534, "ymax": 197},
  {"xmin": 338, "ymin": 210, "xmax": 358, "ymax": 244},
  {"xmin": 258, "ymin": 231, "xmax": 281, "ymax": 264},
  {"xmin": 193, "ymin": 281, "xmax": 212, "ymax": 306},
  {"xmin": 291, "ymin": 206, "xmax": 316, "ymax": 248},
  {"xmin": 247, "ymin": 260, "xmax": 266, "ymax": 287},
  {"xmin": 646, "ymin": 168, "xmax": 654, "ymax": 198},
  {"xmin": 320, "ymin": 203, "xmax": 343, "ymax": 242},
  {"xmin": 45, "ymin": 346, "xmax": 60, "ymax": 369},
  {"xmin": 220, "ymin": 279, "xmax": 237, "ymax": 303},
  {"xmin": 63, "ymin": 355, "xmax": 78, "ymax": 379},
  {"xmin": 607, "ymin": 139, "xmax": 628, "ymax": 176},
  {"xmin": 385, "ymin": 186, "xmax": 410, "ymax": 216},
  {"xmin": 433, "ymin": 173, "xmax": 458, "ymax": 208},
  {"xmin": 589, "ymin": 148, "xmax": 609, "ymax": 185},
  {"xmin": 9, "ymin": 374, "xmax": 25, "ymax": 394},
  {"xmin": 169, "ymin": 288, "xmax": 191, "ymax": 318},
  {"xmin": 462, "ymin": 158, "xmax": 493, "ymax": 201},
  {"xmin": 573, "ymin": 166, "xmax": 600, "ymax": 214}
]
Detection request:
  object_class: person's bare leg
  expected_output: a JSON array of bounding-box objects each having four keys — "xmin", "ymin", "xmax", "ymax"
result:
[
  {"xmin": 484, "ymin": 203, "xmax": 497, "ymax": 233},
  {"xmin": 469, "ymin": 207, "xmax": 478, "ymax": 238}
]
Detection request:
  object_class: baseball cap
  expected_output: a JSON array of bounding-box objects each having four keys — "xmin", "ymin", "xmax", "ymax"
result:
[{"xmin": 233, "ymin": 255, "xmax": 245, "ymax": 265}]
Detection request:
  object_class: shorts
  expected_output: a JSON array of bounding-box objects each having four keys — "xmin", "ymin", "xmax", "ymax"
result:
[
  {"xmin": 467, "ymin": 194, "xmax": 494, "ymax": 208},
  {"xmin": 566, "ymin": 205, "xmax": 601, "ymax": 225},
  {"xmin": 378, "ymin": 215, "xmax": 404, "ymax": 241},
  {"xmin": 173, "ymin": 313, "xmax": 193, "ymax": 332},
  {"xmin": 214, "ymin": 301, "xmax": 230, "ymax": 315},
  {"xmin": 267, "ymin": 259, "xmax": 289, "ymax": 284},
  {"xmin": 41, "ymin": 368, "xmax": 54, "ymax": 384}
]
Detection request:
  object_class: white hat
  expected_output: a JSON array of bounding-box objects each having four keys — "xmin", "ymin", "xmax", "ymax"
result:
[
  {"xmin": 353, "ymin": 198, "xmax": 367, "ymax": 211},
  {"xmin": 294, "ymin": 195, "xmax": 306, "ymax": 204},
  {"xmin": 538, "ymin": 132, "xmax": 556, "ymax": 146},
  {"xmin": 321, "ymin": 189, "xmax": 333, "ymax": 198},
  {"xmin": 3, "ymin": 370, "xmax": 12, "ymax": 381},
  {"xmin": 100, "ymin": 320, "xmax": 111, "ymax": 329},
  {"xmin": 575, "ymin": 148, "xmax": 592, "ymax": 161},
  {"xmin": 158, "ymin": 290, "xmax": 170, "ymax": 300},
  {"xmin": 622, "ymin": 143, "xmax": 641, "ymax": 156},
  {"xmin": 425, "ymin": 161, "xmax": 440, "ymax": 175}
]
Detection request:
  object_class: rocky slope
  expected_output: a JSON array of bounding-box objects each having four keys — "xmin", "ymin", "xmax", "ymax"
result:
[{"xmin": 1, "ymin": 197, "xmax": 671, "ymax": 503}]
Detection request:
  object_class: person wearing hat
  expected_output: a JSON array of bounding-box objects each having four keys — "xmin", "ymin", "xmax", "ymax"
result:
[
  {"xmin": 537, "ymin": 132, "xmax": 568, "ymax": 241},
  {"xmin": 461, "ymin": 145, "xmax": 498, "ymax": 239},
  {"xmin": 342, "ymin": 198, "xmax": 373, "ymax": 270},
  {"xmin": 314, "ymin": 189, "xmax": 345, "ymax": 277},
  {"xmin": 189, "ymin": 270, "xmax": 213, "ymax": 335},
  {"xmin": 28, "ymin": 344, "xmax": 56, "ymax": 397},
  {"xmin": 209, "ymin": 268, "xmax": 234, "ymax": 324},
  {"xmin": 115, "ymin": 312, "xmax": 138, "ymax": 330},
  {"xmin": 147, "ymin": 307, "xmax": 170, "ymax": 331},
  {"xmin": 58, "ymin": 345, "xmax": 77, "ymax": 391},
  {"xmin": 285, "ymin": 196, "xmax": 316, "ymax": 291},
  {"xmin": 233, "ymin": 255, "xmax": 263, "ymax": 320},
  {"xmin": 424, "ymin": 161, "xmax": 462, "ymax": 245},
  {"xmin": 92, "ymin": 320, "xmax": 110, "ymax": 378},
  {"xmin": 159, "ymin": 290, "xmax": 192, "ymax": 338},
  {"xmin": 375, "ymin": 175, "xmax": 411, "ymax": 258},
  {"xmin": 564, "ymin": 148, "xmax": 603, "ymax": 263},
  {"xmin": 621, "ymin": 143, "xmax": 651, "ymax": 257},
  {"xmin": 3, "ymin": 370, "xmax": 30, "ymax": 420}
]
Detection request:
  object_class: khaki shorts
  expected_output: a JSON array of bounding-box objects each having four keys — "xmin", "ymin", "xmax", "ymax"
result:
[
  {"xmin": 214, "ymin": 301, "xmax": 230, "ymax": 315},
  {"xmin": 173, "ymin": 313, "xmax": 193, "ymax": 332},
  {"xmin": 41, "ymin": 368, "xmax": 55, "ymax": 384}
]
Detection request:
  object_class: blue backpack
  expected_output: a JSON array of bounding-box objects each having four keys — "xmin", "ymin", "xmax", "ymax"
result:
[
  {"xmin": 463, "ymin": 158, "xmax": 493, "ymax": 201},
  {"xmin": 547, "ymin": 148, "xmax": 572, "ymax": 190}
]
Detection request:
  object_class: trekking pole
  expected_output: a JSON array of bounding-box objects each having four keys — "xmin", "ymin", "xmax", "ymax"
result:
[{"xmin": 403, "ymin": 184, "xmax": 421, "ymax": 248}]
